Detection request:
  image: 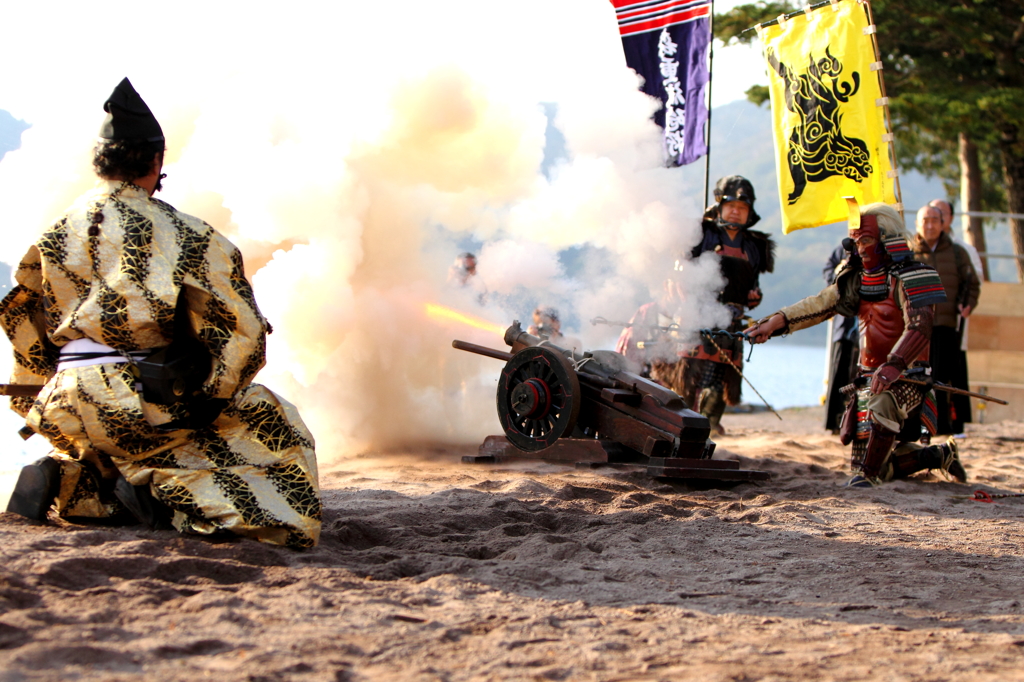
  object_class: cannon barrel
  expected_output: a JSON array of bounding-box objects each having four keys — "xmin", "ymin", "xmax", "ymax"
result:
[
  {"xmin": 451, "ymin": 340, "xmax": 513, "ymax": 362},
  {"xmin": 455, "ymin": 321, "xmax": 768, "ymax": 481}
]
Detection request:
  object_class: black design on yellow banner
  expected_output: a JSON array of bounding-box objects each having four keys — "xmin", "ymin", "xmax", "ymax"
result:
[{"xmin": 768, "ymin": 46, "xmax": 872, "ymax": 205}]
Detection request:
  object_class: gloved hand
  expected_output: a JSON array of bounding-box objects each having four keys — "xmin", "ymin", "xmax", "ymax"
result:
[{"xmin": 870, "ymin": 363, "xmax": 903, "ymax": 394}]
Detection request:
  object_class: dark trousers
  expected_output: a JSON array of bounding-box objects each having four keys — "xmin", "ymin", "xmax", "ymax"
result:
[
  {"xmin": 824, "ymin": 338, "xmax": 859, "ymax": 432},
  {"xmin": 930, "ymin": 325, "xmax": 971, "ymax": 434}
]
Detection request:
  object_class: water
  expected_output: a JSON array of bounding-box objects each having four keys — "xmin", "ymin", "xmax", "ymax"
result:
[
  {"xmin": 0, "ymin": 345, "xmax": 830, "ymax": 457},
  {"xmin": 0, "ymin": 342, "xmax": 828, "ymax": 506},
  {"xmin": 741, "ymin": 342, "xmax": 829, "ymax": 410}
]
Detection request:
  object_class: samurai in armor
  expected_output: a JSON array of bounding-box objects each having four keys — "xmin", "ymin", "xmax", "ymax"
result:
[
  {"xmin": 1, "ymin": 79, "xmax": 321, "ymax": 547},
  {"xmin": 744, "ymin": 201, "xmax": 966, "ymax": 487},
  {"xmin": 615, "ymin": 277, "xmax": 686, "ymax": 384},
  {"xmin": 676, "ymin": 176, "xmax": 775, "ymax": 434}
]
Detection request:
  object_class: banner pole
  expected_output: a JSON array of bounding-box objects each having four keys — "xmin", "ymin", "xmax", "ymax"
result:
[
  {"xmin": 703, "ymin": 0, "xmax": 715, "ymax": 207},
  {"xmin": 860, "ymin": 0, "xmax": 902, "ymax": 219}
]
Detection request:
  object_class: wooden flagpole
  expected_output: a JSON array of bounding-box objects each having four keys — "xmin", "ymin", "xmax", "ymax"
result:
[
  {"xmin": 703, "ymin": 0, "xmax": 715, "ymax": 207},
  {"xmin": 859, "ymin": 0, "xmax": 903, "ymax": 219}
]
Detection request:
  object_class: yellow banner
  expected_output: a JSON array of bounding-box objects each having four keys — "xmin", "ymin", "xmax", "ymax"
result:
[{"xmin": 757, "ymin": 0, "xmax": 896, "ymax": 233}]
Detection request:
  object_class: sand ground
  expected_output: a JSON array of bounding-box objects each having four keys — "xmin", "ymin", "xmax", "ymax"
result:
[{"xmin": 1, "ymin": 406, "xmax": 1023, "ymax": 681}]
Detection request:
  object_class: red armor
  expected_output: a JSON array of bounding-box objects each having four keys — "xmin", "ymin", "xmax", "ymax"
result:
[
  {"xmin": 717, "ymin": 244, "xmax": 747, "ymax": 259},
  {"xmin": 857, "ymin": 276, "xmax": 904, "ymax": 369},
  {"xmin": 857, "ymin": 273, "xmax": 932, "ymax": 370}
]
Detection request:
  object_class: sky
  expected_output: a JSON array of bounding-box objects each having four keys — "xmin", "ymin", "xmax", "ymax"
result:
[
  {"xmin": 0, "ymin": 0, "xmax": 983, "ymax": 475},
  {"xmin": 0, "ymin": 0, "xmax": 776, "ymax": 459}
]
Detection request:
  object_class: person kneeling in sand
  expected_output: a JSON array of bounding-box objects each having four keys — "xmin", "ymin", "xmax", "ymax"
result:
[
  {"xmin": 744, "ymin": 201, "xmax": 966, "ymax": 488},
  {"xmin": 1, "ymin": 79, "xmax": 321, "ymax": 548}
]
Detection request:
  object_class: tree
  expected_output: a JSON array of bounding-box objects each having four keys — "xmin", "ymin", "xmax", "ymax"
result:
[{"xmin": 716, "ymin": 0, "xmax": 1024, "ymax": 281}]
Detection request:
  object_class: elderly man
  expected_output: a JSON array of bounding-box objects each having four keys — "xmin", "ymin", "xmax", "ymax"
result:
[
  {"xmin": 1, "ymin": 79, "xmax": 321, "ymax": 547},
  {"xmin": 913, "ymin": 205, "xmax": 981, "ymax": 435},
  {"xmin": 928, "ymin": 199, "xmax": 985, "ymax": 278},
  {"xmin": 745, "ymin": 202, "xmax": 965, "ymax": 487}
]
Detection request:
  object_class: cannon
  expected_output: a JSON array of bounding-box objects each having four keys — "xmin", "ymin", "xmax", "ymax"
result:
[{"xmin": 453, "ymin": 322, "xmax": 769, "ymax": 482}]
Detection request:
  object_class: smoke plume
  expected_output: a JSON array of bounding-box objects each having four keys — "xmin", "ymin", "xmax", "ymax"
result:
[{"xmin": 0, "ymin": 1, "xmax": 731, "ymax": 460}]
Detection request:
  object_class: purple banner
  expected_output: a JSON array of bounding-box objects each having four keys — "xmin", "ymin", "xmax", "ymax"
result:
[{"xmin": 612, "ymin": 0, "xmax": 711, "ymax": 166}]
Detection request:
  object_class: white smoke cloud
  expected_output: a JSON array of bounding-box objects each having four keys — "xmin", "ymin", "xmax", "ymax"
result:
[{"xmin": 0, "ymin": 0, "xmax": 731, "ymax": 459}]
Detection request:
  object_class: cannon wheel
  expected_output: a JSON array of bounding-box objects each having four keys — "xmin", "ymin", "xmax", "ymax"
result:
[{"xmin": 497, "ymin": 346, "xmax": 581, "ymax": 452}]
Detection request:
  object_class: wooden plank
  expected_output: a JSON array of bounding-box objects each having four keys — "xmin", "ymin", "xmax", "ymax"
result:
[
  {"xmin": 475, "ymin": 436, "xmax": 653, "ymax": 464},
  {"xmin": 966, "ymin": 315, "xmax": 1024, "ymax": 352},
  {"xmin": 646, "ymin": 465, "xmax": 771, "ymax": 481},
  {"xmin": 972, "ymin": 282, "xmax": 1024, "ymax": 317},
  {"xmin": 468, "ymin": 436, "xmax": 770, "ymax": 480},
  {"xmin": 647, "ymin": 457, "xmax": 738, "ymax": 470},
  {"xmin": 966, "ymin": 350, "xmax": 1024, "ymax": 385},
  {"xmin": 600, "ymin": 388, "xmax": 642, "ymax": 406}
]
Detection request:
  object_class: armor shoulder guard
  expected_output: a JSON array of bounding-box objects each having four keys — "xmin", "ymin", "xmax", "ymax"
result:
[
  {"xmin": 692, "ymin": 221, "xmax": 716, "ymax": 258},
  {"xmin": 747, "ymin": 230, "xmax": 776, "ymax": 273},
  {"xmin": 891, "ymin": 260, "xmax": 946, "ymax": 307},
  {"xmin": 834, "ymin": 260, "xmax": 861, "ymax": 317}
]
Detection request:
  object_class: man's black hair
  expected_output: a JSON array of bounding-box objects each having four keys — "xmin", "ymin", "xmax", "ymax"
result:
[{"xmin": 92, "ymin": 139, "xmax": 164, "ymax": 181}]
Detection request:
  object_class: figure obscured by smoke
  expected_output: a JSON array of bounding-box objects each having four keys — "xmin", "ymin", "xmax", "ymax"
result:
[
  {"xmin": 616, "ymin": 275, "xmax": 686, "ymax": 384},
  {"xmin": 447, "ymin": 251, "xmax": 487, "ymax": 304},
  {"xmin": 528, "ymin": 305, "xmax": 581, "ymax": 353}
]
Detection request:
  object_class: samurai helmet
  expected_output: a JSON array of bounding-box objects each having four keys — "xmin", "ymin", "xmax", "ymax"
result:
[
  {"xmin": 713, "ymin": 175, "xmax": 756, "ymax": 205},
  {"xmin": 845, "ymin": 198, "xmax": 911, "ymax": 266},
  {"xmin": 711, "ymin": 175, "xmax": 760, "ymax": 229}
]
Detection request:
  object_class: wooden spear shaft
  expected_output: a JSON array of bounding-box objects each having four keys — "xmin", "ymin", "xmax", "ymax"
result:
[{"xmin": 840, "ymin": 378, "xmax": 1008, "ymax": 404}]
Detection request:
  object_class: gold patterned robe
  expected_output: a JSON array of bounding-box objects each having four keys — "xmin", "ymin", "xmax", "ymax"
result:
[{"xmin": 0, "ymin": 181, "xmax": 321, "ymax": 548}]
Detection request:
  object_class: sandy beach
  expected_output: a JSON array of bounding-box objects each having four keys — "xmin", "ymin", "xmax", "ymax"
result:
[{"xmin": 1, "ymin": 406, "xmax": 1023, "ymax": 681}]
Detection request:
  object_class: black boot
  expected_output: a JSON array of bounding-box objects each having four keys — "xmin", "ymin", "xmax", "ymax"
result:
[
  {"xmin": 943, "ymin": 438, "xmax": 968, "ymax": 483},
  {"xmin": 114, "ymin": 477, "xmax": 173, "ymax": 530},
  {"xmin": 921, "ymin": 437, "xmax": 967, "ymax": 483},
  {"xmin": 889, "ymin": 437, "xmax": 967, "ymax": 482},
  {"xmin": 6, "ymin": 457, "xmax": 61, "ymax": 521}
]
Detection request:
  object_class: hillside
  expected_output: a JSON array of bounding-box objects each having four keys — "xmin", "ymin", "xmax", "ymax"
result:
[
  {"xmin": 674, "ymin": 99, "xmax": 950, "ymax": 344},
  {"xmin": 0, "ymin": 102, "xmax": 965, "ymax": 345}
]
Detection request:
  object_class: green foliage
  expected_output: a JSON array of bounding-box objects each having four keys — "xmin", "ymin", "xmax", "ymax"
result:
[
  {"xmin": 714, "ymin": 2, "xmax": 795, "ymax": 45},
  {"xmin": 744, "ymin": 85, "xmax": 771, "ymax": 107},
  {"xmin": 712, "ymin": 0, "xmax": 1024, "ymax": 213},
  {"xmin": 872, "ymin": 0, "xmax": 1023, "ymax": 211},
  {"xmin": 712, "ymin": 3, "xmax": 793, "ymax": 106}
]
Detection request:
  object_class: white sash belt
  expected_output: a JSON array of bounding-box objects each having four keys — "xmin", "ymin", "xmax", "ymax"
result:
[{"xmin": 57, "ymin": 338, "xmax": 151, "ymax": 373}]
